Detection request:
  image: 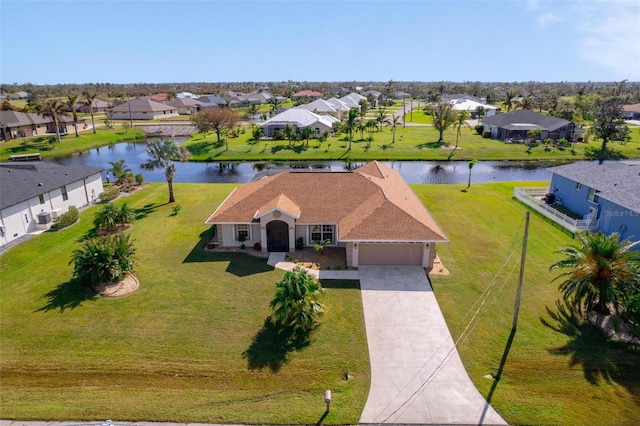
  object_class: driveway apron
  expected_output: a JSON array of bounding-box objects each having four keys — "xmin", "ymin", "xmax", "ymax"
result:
[{"xmin": 358, "ymin": 266, "xmax": 506, "ymax": 425}]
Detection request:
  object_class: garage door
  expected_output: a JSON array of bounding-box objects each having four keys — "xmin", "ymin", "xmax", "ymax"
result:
[{"xmin": 359, "ymin": 243, "xmax": 423, "ymax": 266}]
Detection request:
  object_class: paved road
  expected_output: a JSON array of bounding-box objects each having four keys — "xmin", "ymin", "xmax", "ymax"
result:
[{"xmin": 358, "ymin": 266, "xmax": 506, "ymax": 425}]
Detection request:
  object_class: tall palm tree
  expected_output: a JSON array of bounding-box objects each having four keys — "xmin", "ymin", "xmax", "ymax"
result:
[
  {"xmin": 385, "ymin": 115, "xmax": 402, "ymax": 143},
  {"xmin": 140, "ymin": 140, "xmax": 191, "ymax": 203},
  {"xmin": 283, "ymin": 123, "xmax": 296, "ymax": 146},
  {"xmin": 504, "ymin": 90, "xmax": 517, "ymax": 112},
  {"xmin": 83, "ymin": 91, "xmax": 98, "ymax": 133},
  {"xmin": 66, "ymin": 94, "xmax": 79, "ymax": 137},
  {"xmin": 300, "ymin": 126, "xmax": 313, "ymax": 147},
  {"xmin": 342, "ymin": 108, "xmax": 359, "ymax": 150},
  {"xmin": 269, "ymin": 266, "xmax": 325, "ymax": 331},
  {"xmin": 550, "ymin": 232, "xmax": 640, "ymax": 316},
  {"xmin": 453, "ymin": 110, "xmax": 471, "ymax": 152},
  {"xmin": 41, "ymin": 100, "xmax": 69, "ymax": 143},
  {"xmin": 375, "ymin": 108, "xmax": 387, "ymax": 132},
  {"xmin": 246, "ymin": 103, "xmax": 260, "ymax": 123},
  {"xmin": 269, "ymin": 97, "xmax": 282, "ymax": 115}
]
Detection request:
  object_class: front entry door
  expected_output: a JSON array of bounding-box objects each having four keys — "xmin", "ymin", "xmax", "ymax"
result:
[{"xmin": 266, "ymin": 220, "xmax": 289, "ymax": 252}]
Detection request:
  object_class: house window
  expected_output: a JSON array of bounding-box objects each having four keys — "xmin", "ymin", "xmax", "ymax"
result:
[
  {"xmin": 311, "ymin": 225, "xmax": 334, "ymax": 243},
  {"xmin": 587, "ymin": 188, "xmax": 600, "ymax": 203},
  {"xmin": 575, "ymin": 182, "xmax": 582, "ymax": 191},
  {"xmin": 236, "ymin": 224, "xmax": 249, "ymax": 241},
  {"xmin": 39, "ymin": 194, "xmax": 44, "ymax": 204},
  {"xmin": 61, "ymin": 185, "xmax": 68, "ymax": 201}
]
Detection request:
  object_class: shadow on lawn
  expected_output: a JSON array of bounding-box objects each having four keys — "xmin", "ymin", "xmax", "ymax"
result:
[
  {"xmin": 183, "ymin": 228, "xmax": 273, "ymax": 276},
  {"xmin": 242, "ymin": 316, "xmax": 314, "ymax": 372},
  {"xmin": 416, "ymin": 141, "xmax": 444, "ymax": 149},
  {"xmin": 541, "ymin": 299, "xmax": 640, "ymax": 406},
  {"xmin": 35, "ymin": 280, "xmax": 97, "ymax": 313}
]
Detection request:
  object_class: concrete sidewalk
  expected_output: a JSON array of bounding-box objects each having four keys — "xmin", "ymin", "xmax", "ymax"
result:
[{"xmin": 358, "ymin": 266, "xmax": 506, "ymax": 425}]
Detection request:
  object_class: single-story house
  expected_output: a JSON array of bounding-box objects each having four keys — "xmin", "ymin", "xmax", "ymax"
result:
[
  {"xmin": 394, "ymin": 91, "xmax": 411, "ymax": 99},
  {"xmin": 623, "ymin": 103, "xmax": 640, "ymax": 120},
  {"xmin": 238, "ymin": 91, "xmax": 273, "ymax": 104},
  {"xmin": 0, "ymin": 111, "xmax": 81, "ymax": 140},
  {"xmin": 205, "ymin": 161, "xmax": 448, "ymax": 268},
  {"xmin": 482, "ymin": 110, "xmax": 575, "ymax": 141},
  {"xmin": 363, "ymin": 89, "xmax": 382, "ymax": 98},
  {"xmin": 7, "ymin": 91, "xmax": 29, "ymax": 100},
  {"xmin": 0, "ymin": 162, "xmax": 103, "ymax": 247},
  {"xmin": 112, "ymin": 99, "xmax": 179, "ymax": 120},
  {"xmin": 77, "ymin": 99, "xmax": 112, "ymax": 114},
  {"xmin": 260, "ymin": 109, "xmax": 336, "ymax": 138},
  {"xmin": 196, "ymin": 95, "xmax": 226, "ymax": 107},
  {"xmin": 326, "ymin": 87, "xmax": 349, "ymax": 96},
  {"xmin": 339, "ymin": 92, "xmax": 367, "ymax": 109},
  {"xmin": 547, "ymin": 161, "xmax": 640, "ymax": 248},
  {"xmin": 448, "ymin": 98, "xmax": 498, "ymax": 119},
  {"xmin": 292, "ymin": 90, "xmax": 323, "ymax": 100},
  {"xmin": 150, "ymin": 93, "xmax": 169, "ymax": 102},
  {"xmin": 164, "ymin": 98, "xmax": 205, "ymax": 115},
  {"xmin": 325, "ymin": 97, "xmax": 351, "ymax": 113},
  {"xmin": 176, "ymin": 92, "xmax": 197, "ymax": 99},
  {"xmin": 296, "ymin": 99, "xmax": 342, "ymax": 118}
]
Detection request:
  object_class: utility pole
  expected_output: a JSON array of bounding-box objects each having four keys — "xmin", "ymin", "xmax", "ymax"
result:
[{"xmin": 512, "ymin": 211, "xmax": 530, "ymax": 331}]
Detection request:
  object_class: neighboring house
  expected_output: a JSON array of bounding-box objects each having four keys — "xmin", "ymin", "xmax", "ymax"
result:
[
  {"xmin": 164, "ymin": 98, "xmax": 205, "ymax": 115},
  {"xmin": 238, "ymin": 91, "xmax": 273, "ymax": 104},
  {"xmin": 0, "ymin": 162, "xmax": 103, "ymax": 247},
  {"xmin": 196, "ymin": 95, "xmax": 226, "ymax": 108},
  {"xmin": 0, "ymin": 111, "xmax": 80, "ymax": 140},
  {"xmin": 339, "ymin": 92, "xmax": 367, "ymax": 109},
  {"xmin": 394, "ymin": 91, "xmax": 411, "ymax": 99},
  {"xmin": 325, "ymin": 97, "xmax": 351, "ymax": 114},
  {"xmin": 176, "ymin": 92, "xmax": 197, "ymax": 99},
  {"xmin": 260, "ymin": 109, "xmax": 337, "ymax": 137},
  {"xmin": 482, "ymin": 110, "xmax": 575, "ymax": 141},
  {"xmin": 623, "ymin": 103, "xmax": 640, "ymax": 120},
  {"xmin": 77, "ymin": 99, "xmax": 111, "ymax": 114},
  {"xmin": 448, "ymin": 98, "xmax": 498, "ymax": 119},
  {"xmin": 292, "ymin": 90, "xmax": 323, "ymax": 100},
  {"xmin": 112, "ymin": 99, "xmax": 179, "ymax": 120},
  {"xmin": 205, "ymin": 161, "xmax": 448, "ymax": 268},
  {"xmin": 547, "ymin": 161, "xmax": 640, "ymax": 247},
  {"xmin": 326, "ymin": 87, "xmax": 349, "ymax": 96},
  {"xmin": 150, "ymin": 93, "xmax": 169, "ymax": 102},
  {"xmin": 7, "ymin": 91, "xmax": 29, "ymax": 100},
  {"xmin": 363, "ymin": 89, "xmax": 382, "ymax": 98},
  {"xmin": 295, "ymin": 98, "xmax": 342, "ymax": 118}
]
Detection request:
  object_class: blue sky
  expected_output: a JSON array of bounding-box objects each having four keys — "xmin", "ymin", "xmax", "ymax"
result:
[{"xmin": 1, "ymin": 0, "xmax": 639, "ymax": 84}]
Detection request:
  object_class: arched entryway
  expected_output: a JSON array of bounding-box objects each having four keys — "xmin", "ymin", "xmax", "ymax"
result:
[{"xmin": 266, "ymin": 220, "xmax": 289, "ymax": 252}]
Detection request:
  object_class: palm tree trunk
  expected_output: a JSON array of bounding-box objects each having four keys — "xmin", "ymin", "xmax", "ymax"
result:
[
  {"xmin": 90, "ymin": 111, "xmax": 96, "ymax": 134},
  {"xmin": 167, "ymin": 177, "xmax": 175, "ymax": 203},
  {"xmin": 54, "ymin": 118, "xmax": 61, "ymax": 143},
  {"xmin": 74, "ymin": 122, "xmax": 79, "ymax": 137}
]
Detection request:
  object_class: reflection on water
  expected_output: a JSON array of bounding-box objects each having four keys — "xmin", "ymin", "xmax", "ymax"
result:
[{"xmin": 51, "ymin": 141, "xmax": 555, "ymax": 184}]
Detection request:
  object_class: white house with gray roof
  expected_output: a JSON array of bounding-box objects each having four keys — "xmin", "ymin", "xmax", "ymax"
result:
[
  {"xmin": 547, "ymin": 161, "xmax": 640, "ymax": 248},
  {"xmin": 0, "ymin": 162, "xmax": 103, "ymax": 248},
  {"xmin": 260, "ymin": 109, "xmax": 336, "ymax": 138}
]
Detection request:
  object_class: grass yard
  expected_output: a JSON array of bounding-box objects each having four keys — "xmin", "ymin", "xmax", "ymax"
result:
[
  {"xmin": 0, "ymin": 127, "xmax": 145, "ymax": 161},
  {"xmin": 417, "ymin": 182, "xmax": 640, "ymax": 426},
  {"xmin": 183, "ymin": 124, "xmax": 640, "ymax": 162},
  {"xmin": 0, "ymin": 183, "xmax": 370, "ymax": 424}
]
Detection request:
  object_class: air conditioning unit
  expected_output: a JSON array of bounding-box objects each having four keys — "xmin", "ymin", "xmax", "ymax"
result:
[
  {"xmin": 37, "ymin": 211, "xmax": 52, "ymax": 225},
  {"xmin": 51, "ymin": 208, "xmax": 63, "ymax": 219}
]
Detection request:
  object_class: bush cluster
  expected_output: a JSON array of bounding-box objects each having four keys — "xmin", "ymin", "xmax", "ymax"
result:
[
  {"xmin": 99, "ymin": 185, "xmax": 120, "ymax": 203},
  {"xmin": 51, "ymin": 206, "xmax": 79, "ymax": 230},
  {"xmin": 70, "ymin": 233, "xmax": 136, "ymax": 284}
]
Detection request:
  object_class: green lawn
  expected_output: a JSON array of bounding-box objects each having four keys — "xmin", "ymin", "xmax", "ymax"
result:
[
  {"xmin": 417, "ymin": 182, "xmax": 640, "ymax": 426},
  {"xmin": 0, "ymin": 127, "xmax": 145, "ymax": 160},
  {"xmin": 0, "ymin": 183, "xmax": 370, "ymax": 424},
  {"xmin": 183, "ymin": 125, "xmax": 640, "ymax": 162}
]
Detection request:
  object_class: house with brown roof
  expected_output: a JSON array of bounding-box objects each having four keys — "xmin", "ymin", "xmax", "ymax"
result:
[
  {"xmin": 0, "ymin": 111, "xmax": 81, "ymax": 140},
  {"xmin": 292, "ymin": 90, "xmax": 323, "ymax": 100},
  {"xmin": 623, "ymin": 103, "xmax": 640, "ymax": 120},
  {"xmin": 77, "ymin": 99, "xmax": 112, "ymax": 114},
  {"xmin": 164, "ymin": 98, "xmax": 205, "ymax": 115},
  {"xmin": 111, "ymin": 99, "xmax": 178, "ymax": 120},
  {"xmin": 205, "ymin": 161, "xmax": 447, "ymax": 269}
]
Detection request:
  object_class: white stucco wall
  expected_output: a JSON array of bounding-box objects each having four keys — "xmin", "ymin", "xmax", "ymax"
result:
[{"xmin": 112, "ymin": 110, "xmax": 179, "ymax": 120}]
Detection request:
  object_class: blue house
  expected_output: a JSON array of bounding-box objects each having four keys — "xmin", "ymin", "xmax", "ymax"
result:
[{"xmin": 547, "ymin": 161, "xmax": 640, "ymax": 247}]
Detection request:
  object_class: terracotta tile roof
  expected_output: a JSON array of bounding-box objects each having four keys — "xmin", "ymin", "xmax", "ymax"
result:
[
  {"xmin": 255, "ymin": 194, "xmax": 301, "ymax": 219},
  {"xmin": 206, "ymin": 161, "xmax": 447, "ymax": 242},
  {"xmin": 293, "ymin": 90, "xmax": 323, "ymax": 98}
]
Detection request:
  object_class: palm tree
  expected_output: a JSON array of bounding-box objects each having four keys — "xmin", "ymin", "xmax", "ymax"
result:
[
  {"xmin": 108, "ymin": 159, "xmax": 132, "ymax": 184},
  {"xmin": 140, "ymin": 139, "xmax": 191, "ymax": 203},
  {"xmin": 66, "ymin": 94, "xmax": 79, "ymax": 137},
  {"xmin": 452, "ymin": 110, "xmax": 471, "ymax": 155},
  {"xmin": 342, "ymin": 108, "xmax": 359, "ymax": 150},
  {"xmin": 83, "ymin": 91, "xmax": 98, "ymax": 134},
  {"xmin": 300, "ymin": 126, "xmax": 313, "ymax": 147},
  {"xmin": 283, "ymin": 123, "xmax": 297, "ymax": 146},
  {"xmin": 504, "ymin": 90, "xmax": 517, "ymax": 112},
  {"xmin": 269, "ymin": 266, "xmax": 325, "ymax": 331},
  {"xmin": 550, "ymin": 232, "xmax": 640, "ymax": 316},
  {"xmin": 246, "ymin": 103, "xmax": 260, "ymax": 123},
  {"xmin": 365, "ymin": 119, "xmax": 377, "ymax": 139},
  {"xmin": 41, "ymin": 100, "xmax": 69, "ymax": 143},
  {"xmin": 375, "ymin": 108, "xmax": 387, "ymax": 132},
  {"xmin": 385, "ymin": 115, "xmax": 402, "ymax": 143},
  {"xmin": 466, "ymin": 159, "xmax": 476, "ymax": 189},
  {"xmin": 269, "ymin": 97, "xmax": 282, "ymax": 115}
]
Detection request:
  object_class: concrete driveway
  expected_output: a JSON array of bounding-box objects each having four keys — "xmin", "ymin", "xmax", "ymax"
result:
[{"xmin": 358, "ymin": 266, "xmax": 506, "ymax": 425}]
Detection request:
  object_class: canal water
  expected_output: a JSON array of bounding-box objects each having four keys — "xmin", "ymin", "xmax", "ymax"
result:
[{"xmin": 51, "ymin": 141, "xmax": 556, "ymax": 184}]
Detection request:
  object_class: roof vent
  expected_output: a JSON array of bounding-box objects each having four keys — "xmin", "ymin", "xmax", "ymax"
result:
[{"xmin": 38, "ymin": 182, "xmax": 43, "ymax": 186}]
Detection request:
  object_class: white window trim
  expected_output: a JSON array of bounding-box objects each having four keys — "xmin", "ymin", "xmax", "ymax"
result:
[
  {"xmin": 575, "ymin": 182, "xmax": 582, "ymax": 191},
  {"xmin": 309, "ymin": 224, "xmax": 336, "ymax": 245},
  {"xmin": 235, "ymin": 224, "xmax": 251, "ymax": 241},
  {"xmin": 587, "ymin": 187, "xmax": 600, "ymax": 204}
]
